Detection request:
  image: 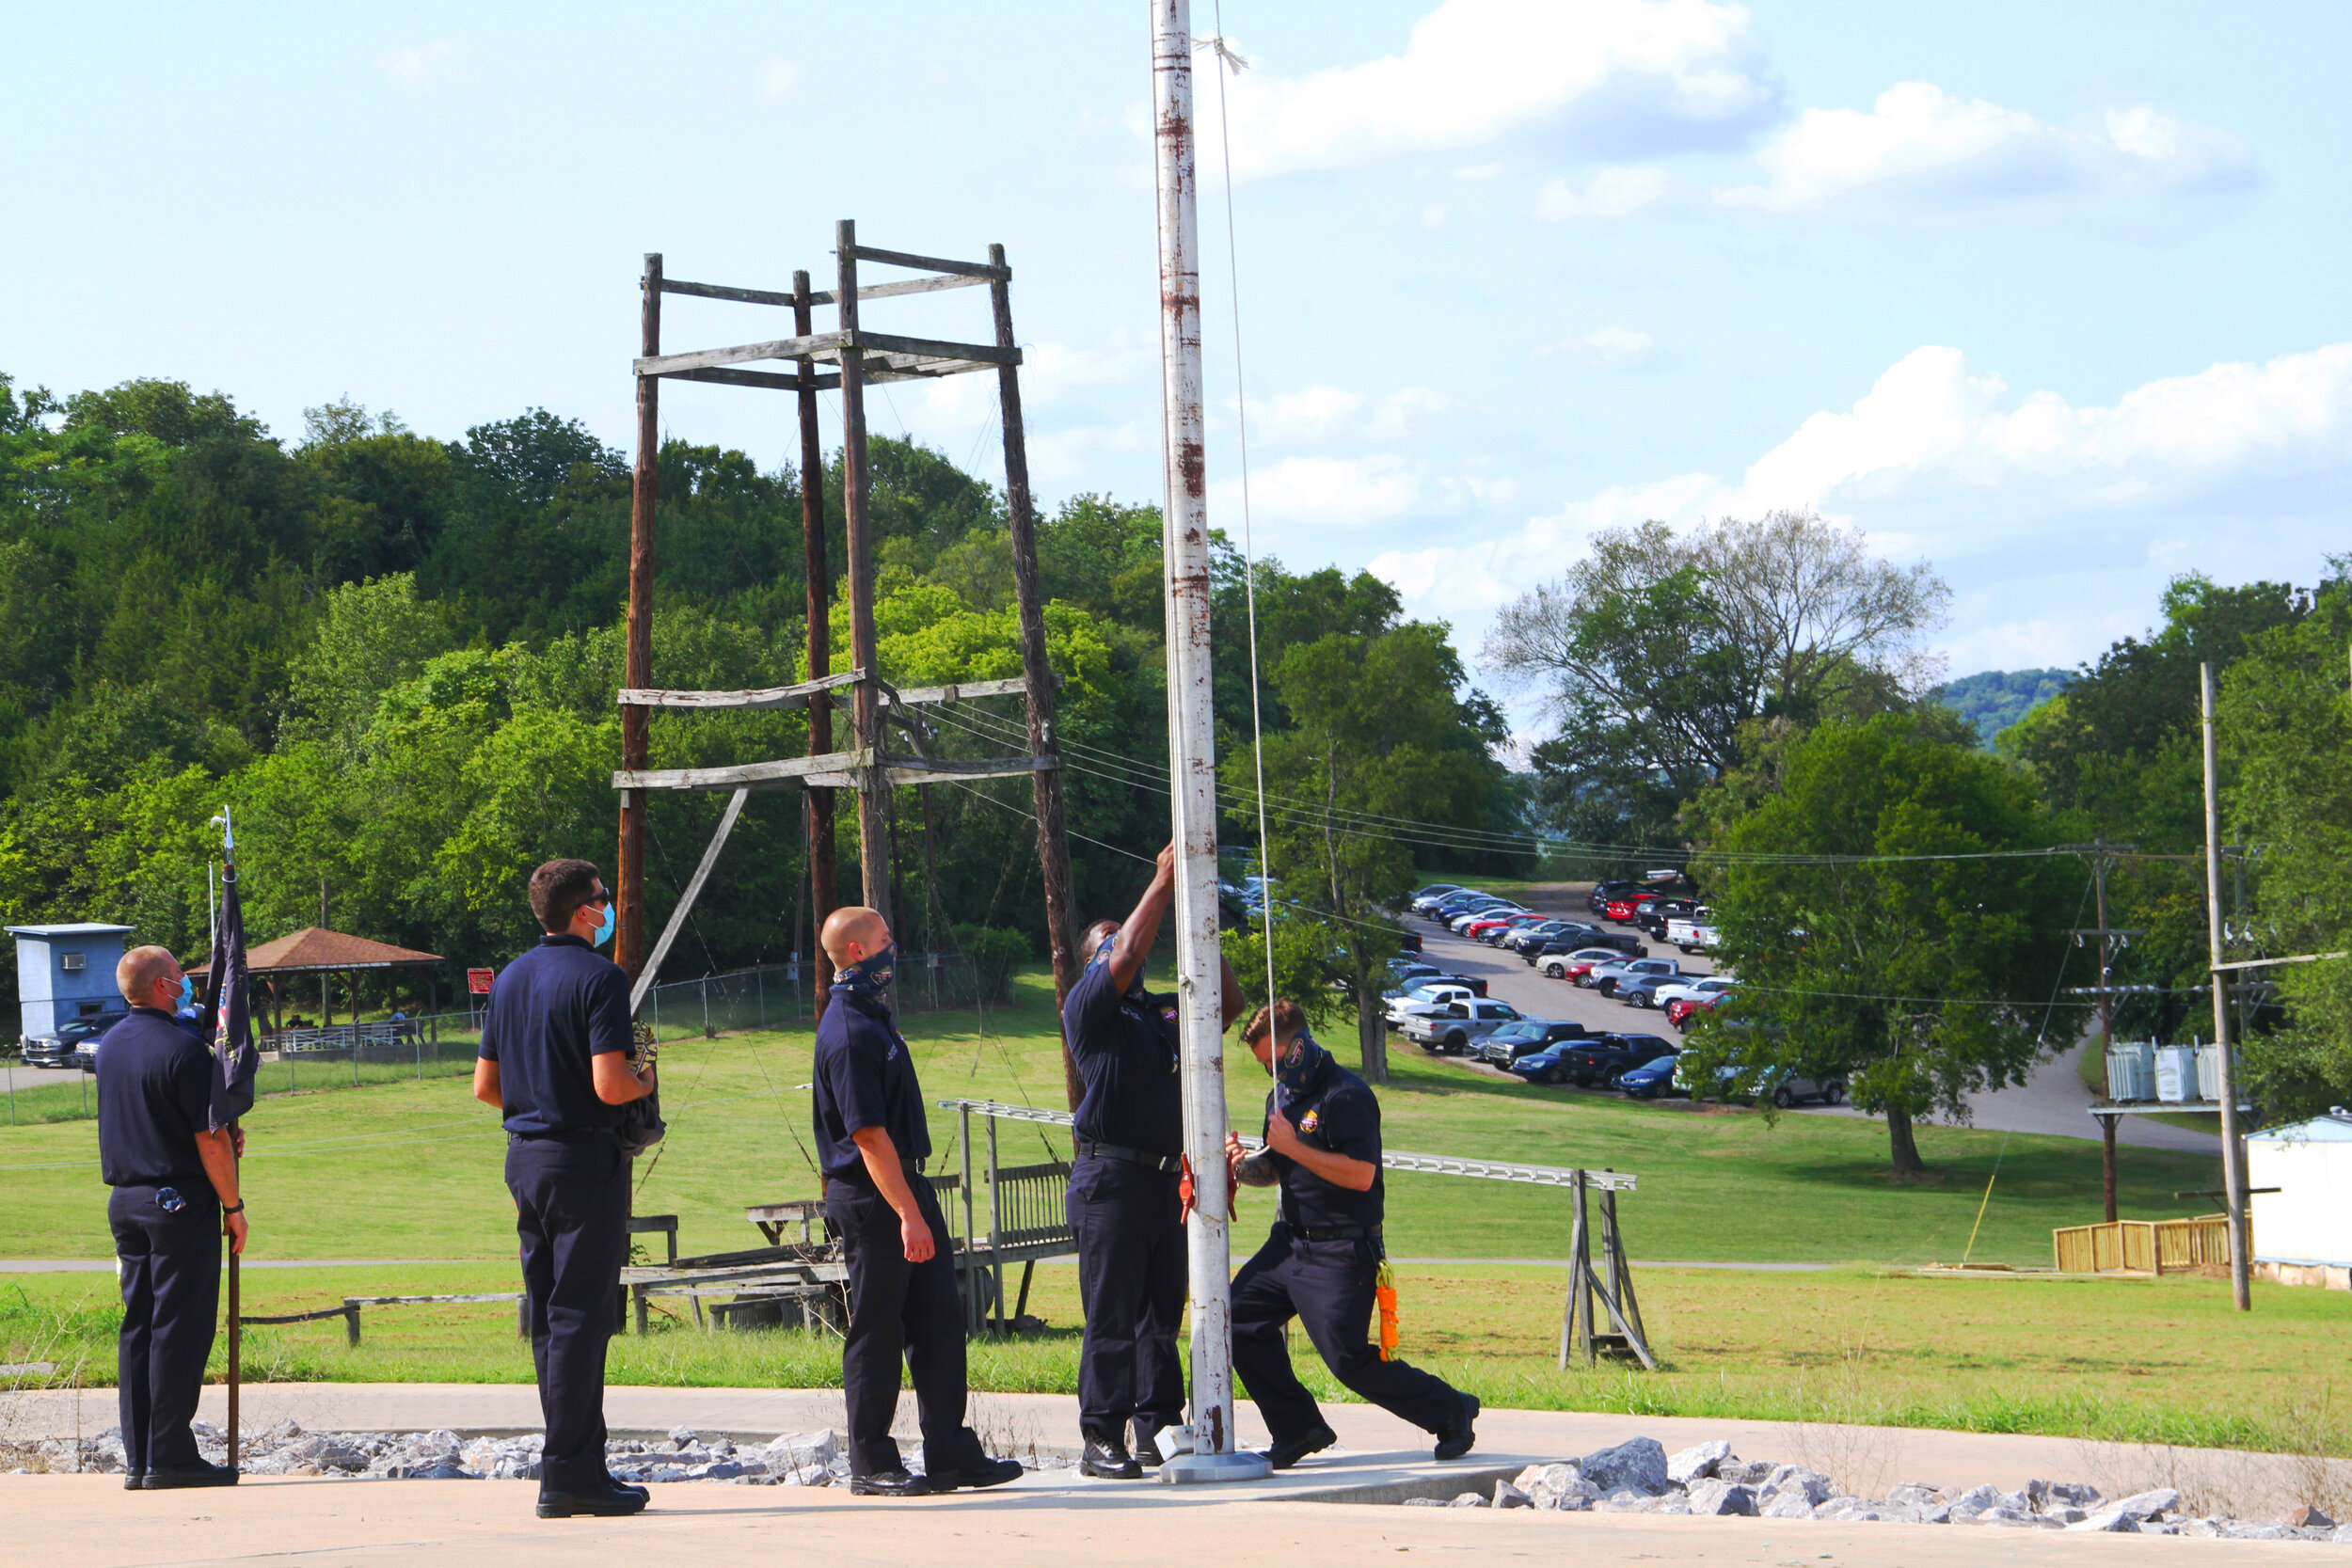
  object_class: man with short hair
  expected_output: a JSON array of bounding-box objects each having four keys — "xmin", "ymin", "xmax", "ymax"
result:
[
  {"xmin": 1224, "ymin": 999, "xmax": 1478, "ymax": 1470},
  {"xmin": 474, "ymin": 858, "xmax": 655, "ymax": 1519},
  {"xmin": 98, "ymin": 943, "xmax": 246, "ymax": 1491},
  {"xmin": 1063, "ymin": 844, "xmax": 1244, "ymax": 1477},
  {"xmin": 813, "ymin": 904, "xmax": 1022, "ymax": 1498}
]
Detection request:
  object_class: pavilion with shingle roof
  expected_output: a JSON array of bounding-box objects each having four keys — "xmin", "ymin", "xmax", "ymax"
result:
[{"xmin": 194, "ymin": 927, "xmax": 443, "ymax": 1033}]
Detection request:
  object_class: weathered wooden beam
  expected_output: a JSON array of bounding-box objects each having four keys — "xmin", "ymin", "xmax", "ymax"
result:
[
  {"xmin": 665, "ymin": 365, "xmax": 842, "ymax": 393},
  {"xmin": 629, "ymin": 787, "xmax": 750, "ymax": 1015},
  {"xmin": 635, "ymin": 331, "xmax": 845, "ymax": 378},
  {"xmin": 893, "ymin": 675, "xmax": 1043, "ymax": 706},
  {"xmin": 662, "ymin": 272, "xmax": 990, "ymax": 309},
  {"xmin": 850, "ymin": 329, "xmax": 1021, "ymax": 369},
  {"xmin": 613, "ymin": 751, "xmax": 869, "ymax": 792},
  {"xmin": 882, "ymin": 754, "xmax": 1058, "ymax": 780},
  {"xmin": 620, "ymin": 669, "xmax": 866, "ymax": 711},
  {"xmin": 850, "ymin": 244, "xmax": 1009, "ymax": 281}
]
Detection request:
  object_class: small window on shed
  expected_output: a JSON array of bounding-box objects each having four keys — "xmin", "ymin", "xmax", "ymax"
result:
[
  {"xmin": 60, "ymin": 952, "xmax": 86, "ymax": 974},
  {"xmin": 78, "ymin": 1001, "xmax": 104, "ymax": 1018}
]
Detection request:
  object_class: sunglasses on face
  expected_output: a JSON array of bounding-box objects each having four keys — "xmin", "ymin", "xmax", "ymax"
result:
[{"xmin": 586, "ymin": 891, "xmax": 612, "ymax": 907}]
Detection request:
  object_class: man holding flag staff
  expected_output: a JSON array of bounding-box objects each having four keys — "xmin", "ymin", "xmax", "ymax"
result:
[
  {"xmin": 1063, "ymin": 843, "xmax": 1244, "ymax": 1477},
  {"xmin": 97, "ymin": 944, "xmax": 247, "ymax": 1490}
]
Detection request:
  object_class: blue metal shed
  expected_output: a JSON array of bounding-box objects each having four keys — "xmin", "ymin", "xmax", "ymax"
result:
[{"xmin": 8, "ymin": 923, "xmax": 135, "ymax": 1042}]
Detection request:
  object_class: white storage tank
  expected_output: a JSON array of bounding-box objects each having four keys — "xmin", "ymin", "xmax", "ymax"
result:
[
  {"xmin": 2105, "ymin": 1040, "xmax": 2155, "ymax": 1102},
  {"xmin": 2154, "ymin": 1044, "xmax": 2200, "ymax": 1103},
  {"xmin": 2248, "ymin": 1112, "xmax": 2352, "ymax": 1290}
]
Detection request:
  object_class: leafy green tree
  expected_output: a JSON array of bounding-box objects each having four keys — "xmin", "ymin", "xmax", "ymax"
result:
[{"xmin": 1688, "ymin": 714, "xmax": 2076, "ymax": 1174}]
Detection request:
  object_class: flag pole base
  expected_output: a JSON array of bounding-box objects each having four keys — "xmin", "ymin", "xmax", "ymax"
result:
[{"xmin": 1160, "ymin": 1449, "xmax": 1272, "ymax": 1484}]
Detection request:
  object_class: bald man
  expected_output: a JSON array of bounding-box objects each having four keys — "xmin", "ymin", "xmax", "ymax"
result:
[
  {"xmin": 98, "ymin": 943, "xmax": 246, "ymax": 1490},
  {"xmin": 812, "ymin": 907, "xmax": 1021, "ymax": 1498}
]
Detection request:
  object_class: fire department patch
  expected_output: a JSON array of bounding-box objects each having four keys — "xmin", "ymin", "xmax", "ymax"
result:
[{"xmin": 1300, "ymin": 1109, "xmax": 1321, "ymax": 1134}]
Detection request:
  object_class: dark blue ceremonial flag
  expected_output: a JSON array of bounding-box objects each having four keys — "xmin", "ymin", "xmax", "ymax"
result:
[{"xmin": 205, "ymin": 866, "xmax": 259, "ymax": 1133}]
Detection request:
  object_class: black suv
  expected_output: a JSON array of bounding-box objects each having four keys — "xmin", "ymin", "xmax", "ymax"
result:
[
  {"xmin": 1549, "ymin": 1032, "xmax": 1677, "ymax": 1088},
  {"xmin": 1470, "ymin": 1019, "xmax": 1592, "ymax": 1067},
  {"xmin": 1532, "ymin": 928, "xmax": 1645, "ymax": 963},
  {"xmin": 24, "ymin": 1013, "xmax": 125, "ymax": 1071}
]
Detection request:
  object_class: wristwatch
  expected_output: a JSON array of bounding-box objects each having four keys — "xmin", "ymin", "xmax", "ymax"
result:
[{"xmin": 223, "ymin": 1201, "xmax": 246, "ymax": 1215}]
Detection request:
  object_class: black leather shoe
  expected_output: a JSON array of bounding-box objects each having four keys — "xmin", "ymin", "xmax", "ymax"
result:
[
  {"xmin": 145, "ymin": 1462, "xmax": 239, "ymax": 1489},
  {"xmin": 536, "ymin": 1481, "xmax": 648, "ymax": 1518},
  {"xmin": 1129, "ymin": 1423, "xmax": 1167, "ymax": 1468},
  {"xmin": 928, "ymin": 1456, "xmax": 1025, "ymax": 1491},
  {"xmin": 1079, "ymin": 1439, "xmax": 1142, "ymax": 1481},
  {"xmin": 122, "ymin": 1470, "xmax": 147, "ymax": 1491},
  {"xmin": 848, "ymin": 1468, "xmax": 931, "ymax": 1497},
  {"xmin": 1433, "ymin": 1391, "xmax": 1480, "ymax": 1461},
  {"xmin": 1263, "ymin": 1424, "xmax": 1338, "ymax": 1471},
  {"xmin": 604, "ymin": 1477, "xmax": 650, "ymax": 1503}
]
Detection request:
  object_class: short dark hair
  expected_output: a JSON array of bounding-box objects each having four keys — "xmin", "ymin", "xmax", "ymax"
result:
[
  {"xmin": 1243, "ymin": 999, "xmax": 1308, "ymax": 1045},
  {"xmin": 530, "ymin": 859, "xmax": 605, "ymax": 933}
]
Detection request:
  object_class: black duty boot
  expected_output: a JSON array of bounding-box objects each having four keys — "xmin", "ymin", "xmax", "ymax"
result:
[
  {"xmin": 145, "ymin": 1462, "xmax": 239, "ymax": 1489},
  {"xmin": 1433, "ymin": 1391, "xmax": 1480, "ymax": 1461},
  {"xmin": 929, "ymin": 1455, "xmax": 1025, "ymax": 1491},
  {"xmin": 1080, "ymin": 1437, "xmax": 1142, "ymax": 1481},
  {"xmin": 122, "ymin": 1470, "xmax": 147, "ymax": 1491},
  {"xmin": 536, "ymin": 1481, "xmax": 649, "ymax": 1518},
  {"xmin": 1263, "ymin": 1424, "xmax": 1338, "ymax": 1471},
  {"xmin": 847, "ymin": 1468, "xmax": 930, "ymax": 1497},
  {"xmin": 1129, "ymin": 1421, "xmax": 1168, "ymax": 1469}
]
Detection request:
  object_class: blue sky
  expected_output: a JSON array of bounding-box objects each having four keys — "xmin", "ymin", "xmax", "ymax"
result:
[{"xmin": 8, "ymin": 2, "xmax": 2349, "ymax": 732}]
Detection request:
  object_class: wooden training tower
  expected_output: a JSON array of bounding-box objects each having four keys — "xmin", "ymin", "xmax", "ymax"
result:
[{"xmin": 612, "ymin": 225, "xmax": 1082, "ymax": 1056}]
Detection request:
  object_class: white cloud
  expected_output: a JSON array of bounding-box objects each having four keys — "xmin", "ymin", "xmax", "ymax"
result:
[
  {"xmin": 755, "ymin": 58, "xmax": 802, "ymax": 102},
  {"xmin": 1240, "ymin": 385, "xmax": 1453, "ymax": 445},
  {"xmin": 1234, "ymin": 455, "xmax": 1425, "ymax": 525},
  {"xmin": 377, "ymin": 40, "xmax": 462, "ymax": 90},
  {"xmin": 1375, "ymin": 341, "xmax": 2352, "ymax": 724},
  {"xmin": 1721, "ymin": 81, "xmax": 2256, "ymax": 221},
  {"xmin": 1534, "ymin": 164, "xmax": 1675, "ymax": 219},
  {"xmin": 1534, "ymin": 327, "xmax": 1673, "ymax": 373},
  {"xmin": 1204, "ymin": 0, "xmax": 1777, "ymax": 180}
]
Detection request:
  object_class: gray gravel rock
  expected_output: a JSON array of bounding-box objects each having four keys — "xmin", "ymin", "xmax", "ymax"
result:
[
  {"xmin": 1947, "ymin": 1483, "xmax": 2000, "ymax": 1519},
  {"xmin": 2067, "ymin": 1486, "xmax": 2179, "ymax": 1533},
  {"xmin": 1685, "ymin": 1479, "xmax": 1757, "ymax": 1516},
  {"xmin": 1494, "ymin": 1481, "xmax": 1532, "ymax": 1509},
  {"xmin": 1667, "ymin": 1440, "xmax": 1732, "ymax": 1485},
  {"xmin": 1448, "ymin": 1491, "xmax": 1486, "ymax": 1508},
  {"xmin": 1578, "ymin": 1436, "xmax": 1669, "ymax": 1496},
  {"xmin": 1756, "ymin": 1465, "xmax": 1832, "ymax": 1513}
]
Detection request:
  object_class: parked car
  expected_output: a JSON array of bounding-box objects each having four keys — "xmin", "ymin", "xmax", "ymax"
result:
[
  {"xmin": 1389, "ymin": 958, "xmax": 1443, "ymax": 985},
  {"xmin": 1602, "ymin": 894, "xmax": 1653, "ymax": 924},
  {"xmin": 1586, "ymin": 879, "xmax": 1647, "ymax": 915},
  {"xmin": 1401, "ymin": 997, "xmax": 1524, "ymax": 1055},
  {"xmin": 1504, "ymin": 1040, "xmax": 1585, "ymax": 1085},
  {"xmin": 1540, "ymin": 946, "xmax": 1626, "ymax": 981},
  {"xmin": 1501, "ymin": 919, "xmax": 1576, "ymax": 953},
  {"xmin": 1637, "ymin": 897, "xmax": 1699, "ymax": 938},
  {"xmin": 1667, "ymin": 907, "xmax": 1720, "ymax": 954},
  {"xmin": 1549, "ymin": 1033, "xmax": 1677, "ymax": 1087},
  {"xmin": 1582, "ymin": 957, "xmax": 1685, "ymax": 996},
  {"xmin": 1408, "ymin": 884, "xmax": 1463, "ymax": 911},
  {"xmin": 1458, "ymin": 912, "xmax": 1523, "ymax": 942},
  {"xmin": 1450, "ymin": 904, "xmax": 1524, "ymax": 934},
  {"xmin": 1616, "ymin": 971, "xmax": 1697, "ymax": 1009},
  {"xmin": 1674, "ymin": 1058, "xmax": 1846, "ymax": 1107},
  {"xmin": 1666, "ymin": 991, "xmax": 1732, "ymax": 1030},
  {"xmin": 1615, "ymin": 1054, "xmax": 1684, "ymax": 1099},
  {"xmin": 1470, "ymin": 1019, "xmax": 1592, "ymax": 1066},
  {"xmin": 1478, "ymin": 913, "xmax": 1551, "ymax": 945},
  {"xmin": 24, "ymin": 1013, "xmax": 123, "ymax": 1071},
  {"xmin": 1654, "ymin": 974, "xmax": 1735, "ymax": 1011},
  {"xmin": 1531, "ymin": 928, "xmax": 1644, "ymax": 965},
  {"xmin": 1384, "ymin": 982, "xmax": 1474, "ymax": 1028}
]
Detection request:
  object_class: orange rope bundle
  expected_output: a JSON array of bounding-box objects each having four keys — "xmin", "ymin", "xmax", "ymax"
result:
[{"xmin": 1375, "ymin": 1259, "xmax": 1400, "ymax": 1361}]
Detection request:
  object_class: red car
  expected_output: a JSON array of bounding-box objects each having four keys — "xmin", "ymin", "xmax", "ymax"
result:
[
  {"xmin": 1460, "ymin": 914, "xmax": 1523, "ymax": 942},
  {"xmin": 1480, "ymin": 913, "xmax": 1550, "ymax": 945},
  {"xmin": 1666, "ymin": 993, "xmax": 1727, "ymax": 1031},
  {"xmin": 1603, "ymin": 897, "xmax": 1646, "ymax": 923}
]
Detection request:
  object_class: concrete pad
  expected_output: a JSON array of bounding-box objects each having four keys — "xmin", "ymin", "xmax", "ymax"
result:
[{"xmin": 2, "ymin": 1470, "xmax": 2320, "ymax": 1568}]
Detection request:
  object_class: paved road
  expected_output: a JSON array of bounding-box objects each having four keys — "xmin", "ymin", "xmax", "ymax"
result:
[
  {"xmin": 1407, "ymin": 895, "xmax": 2219, "ymax": 1155},
  {"xmin": 0, "ymin": 1062, "xmax": 90, "ymax": 1096}
]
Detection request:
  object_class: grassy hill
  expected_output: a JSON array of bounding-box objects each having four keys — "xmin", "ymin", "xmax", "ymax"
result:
[{"xmin": 1934, "ymin": 668, "xmax": 2073, "ymax": 747}]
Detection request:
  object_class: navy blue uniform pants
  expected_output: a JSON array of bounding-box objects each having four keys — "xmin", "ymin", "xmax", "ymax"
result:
[
  {"xmin": 1231, "ymin": 1225, "xmax": 1463, "ymax": 1446},
  {"xmin": 507, "ymin": 1132, "xmax": 630, "ymax": 1494},
  {"xmin": 109, "ymin": 1183, "xmax": 220, "ymax": 1474},
  {"xmin": 827, "ymin": 1176, "xmax": 988, "ymax": 1478},
  {"xmin": 1068, "ymin": 1156, "xmax": 1185, "ymax": 1448}
]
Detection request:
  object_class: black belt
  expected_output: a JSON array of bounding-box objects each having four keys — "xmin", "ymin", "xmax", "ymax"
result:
[
  {"xmin": 1296, "ymin": 1224, "xmax": 1381, "ymax": 1243},
  {"xmin": 1076, "ymin": 1141, "xmax": 1183, "ymax": 1174},
  {"xmin": 829, "ymin": 1156, "xmax": 925, "ymax": 1188},
  {"xmin": 509, "ymin": 1127, "xmax": 619, "ymax": 1142}
]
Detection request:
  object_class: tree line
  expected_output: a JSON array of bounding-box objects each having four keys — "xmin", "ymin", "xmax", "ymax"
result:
[
  {"xmin": 0, "ymin": 372, "xmax": 1522, "ymax": 1035},
  {"xmin": 1490, "ymin": 511, "xmax": 2352, "ymax": 1169}
]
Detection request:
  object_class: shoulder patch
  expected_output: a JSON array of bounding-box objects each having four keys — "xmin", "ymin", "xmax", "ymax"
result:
[{"xmin": 1299, "ymin": 1108, "xmax": 1321, "ymax": 1134}]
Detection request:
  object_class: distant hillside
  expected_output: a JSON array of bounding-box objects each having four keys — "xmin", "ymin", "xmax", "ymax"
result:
[{"xmin": 1934, "ymin": 668, "xmax": 2073, "ymax": 747}]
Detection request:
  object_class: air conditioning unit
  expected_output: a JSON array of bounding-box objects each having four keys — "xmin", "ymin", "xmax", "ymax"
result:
[
  {"xmin": 60, "ymin": 952, "xmax": 85, "ymax": 974},
  {"xmin": 2105, "ymin": 1040, "xmax": 2155, "ymax": 1102},
  {"xmin": 2154, "ymin": 1044, "xmax": 2200, "ymax": 1103},
  {"xmin": 2194, "ymin": 1043, "xmax": 2231, "ymax": 1102}
]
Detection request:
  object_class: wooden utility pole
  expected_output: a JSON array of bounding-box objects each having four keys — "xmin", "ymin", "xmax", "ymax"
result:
[
  {"xmin": 2200, "ymin": 663, "xmax": 2251, "ymax": 1311},
  {"xmin": 2060, "ymin": 838, "xmax": 2137, "ymax": 1222},
  {"xmin": 991, "ymin": 241, "xmax": 1083, "ymax": 1109},
  {"xmin": 794, "ymin": 268, "xmax": 839, "ymax": 1015},
  {"xmin": 618, "ymin": 253, "xmax": 661, "ymax": 983}
]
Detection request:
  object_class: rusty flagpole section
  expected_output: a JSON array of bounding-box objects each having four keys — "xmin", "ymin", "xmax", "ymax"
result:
[{"xmin": 1152, "ymin": 0, "xmax": 1265, "ymax": 1486}]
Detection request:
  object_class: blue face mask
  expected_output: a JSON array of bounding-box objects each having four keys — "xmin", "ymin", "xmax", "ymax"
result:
[
  {"xmin": 836, "ymin": 942, "xmax": 897, "ymax": 1007},
  {"xmin": 591, "ymin": 899, "xmax": 615, "ymax": 948},
  {"xmin": 174, "ymin": 974, "xmax": 195, "ymax": 1011},
  {"xmin": 1274, "ymin": 1026, "xmax": 1332, "ymax": 1117}
]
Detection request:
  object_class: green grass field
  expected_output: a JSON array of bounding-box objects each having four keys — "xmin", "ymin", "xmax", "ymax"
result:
[{"xmin": 8, "ymin": 969, "xmax": 2340, "ymax": 1455}]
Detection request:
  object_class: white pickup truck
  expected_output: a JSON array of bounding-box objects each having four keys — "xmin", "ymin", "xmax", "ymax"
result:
[{"xmin": 1666, "ymin": 907, "xmax": 1719, "ymax": 954}]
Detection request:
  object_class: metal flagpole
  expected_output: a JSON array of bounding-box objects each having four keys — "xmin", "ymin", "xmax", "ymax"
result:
[{"xmin": 1152, "ymin": 0, "xmax": 1266, "ymax": 1485}]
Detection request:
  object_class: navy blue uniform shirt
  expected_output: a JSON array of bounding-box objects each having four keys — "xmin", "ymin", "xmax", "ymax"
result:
[
  {"xmin": 478, "ymin": 934, "xmax": 632, "ymax": 1135},
  {"xmin": 97, "ymin": 1008, "xmax": 215, "ymax": 1188},
  {"xmin": 1063, "ymin": 960, "xmax": 1183, "ymax": 1156},
  {"xmin": 813, "ymin": 986, "xmax": 930, "ymax": 1181},
  {"xmin": 1261, "ymin": 1063, "xmax": 1385, "ymax": 1230}
]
